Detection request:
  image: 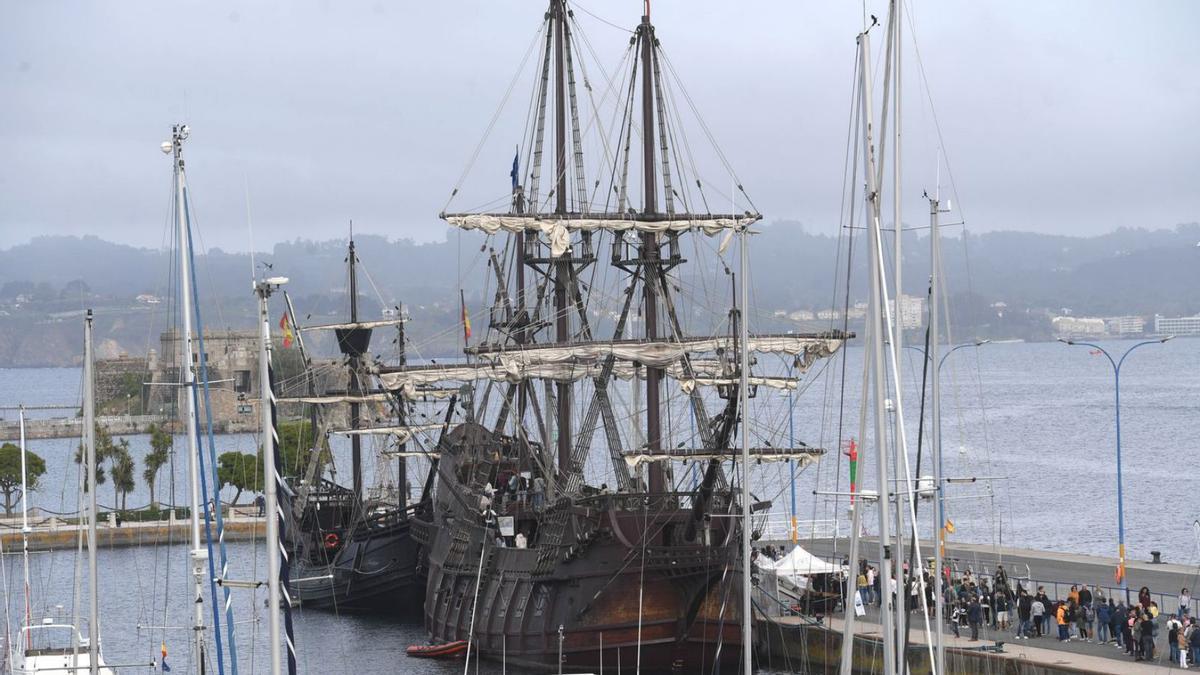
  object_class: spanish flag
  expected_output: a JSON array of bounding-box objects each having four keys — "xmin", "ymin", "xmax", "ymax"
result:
[
  {"xmin": 279, "ymin": 312, "xmax": 294, "ymax": 349},
  {"xmin": 944, "ymin": 519, "xmax": 956, "ymax": 535},
  {"xmin": 460, "ymin": 290, "xmax": 472, "ymax": 343}
]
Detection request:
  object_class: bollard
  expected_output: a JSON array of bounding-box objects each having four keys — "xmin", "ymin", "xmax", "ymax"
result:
[{"xmin": 1150, "ymin": 550, "xmax": 1162, "ymax": 564}]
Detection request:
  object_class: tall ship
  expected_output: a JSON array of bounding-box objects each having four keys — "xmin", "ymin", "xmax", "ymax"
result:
[
  {"xmin": 383, "ymin": 2, "xmax": 845, "ymax": 671},
  {"xmin": 278, "ymin": 237, "xmax": 436, "ymax": 615}
]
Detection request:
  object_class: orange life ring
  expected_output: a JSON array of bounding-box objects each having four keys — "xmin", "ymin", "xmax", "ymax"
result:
[{"xmin": 323, "ymin": 532, "xmax": 340, "ymax": 549}]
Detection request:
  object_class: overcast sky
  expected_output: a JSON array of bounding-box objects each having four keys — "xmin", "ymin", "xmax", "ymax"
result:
[{"xmin": 2, "ymin": 1, "xmax": 1198, "ymax": 251}]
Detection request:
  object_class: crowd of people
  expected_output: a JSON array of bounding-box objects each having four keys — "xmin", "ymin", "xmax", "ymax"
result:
[{"xmin": 848, "ymin": 560, "xmax": 1200, "ymax": 666}]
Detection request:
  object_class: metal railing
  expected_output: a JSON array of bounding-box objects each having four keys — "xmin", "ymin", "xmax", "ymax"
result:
[{"xmin": 758, "ymin": 516, "xmax": 841, "ymax": 542}]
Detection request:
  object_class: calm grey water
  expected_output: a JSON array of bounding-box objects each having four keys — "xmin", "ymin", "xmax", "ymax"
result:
[{"xmin": 0, "ymin": 337, "xmax": 1197, "ymax": 673}]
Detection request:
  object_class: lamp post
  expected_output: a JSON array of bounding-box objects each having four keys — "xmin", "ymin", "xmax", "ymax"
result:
[{"xmin": 1058, "ymin": 335, "xmax": 1173, "ymax": 603}]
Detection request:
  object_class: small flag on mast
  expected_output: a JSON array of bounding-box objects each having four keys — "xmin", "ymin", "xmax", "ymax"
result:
[
  {"xmin": 279, "ymin": 312, "xmax": 294, "ymax": 349},
  {"xmin": 510, "ymin": 149, "xmax": 520, "ymax": 191},
  {"xmin": 161, "ymin": 641, "xmax": 171, "ymax": 672},
  {"xmin": 460, "ymin": 290, "xmax": 472, "ymax": 343}
]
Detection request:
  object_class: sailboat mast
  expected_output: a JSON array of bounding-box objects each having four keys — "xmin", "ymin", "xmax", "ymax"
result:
[
  {"xmin": 18, "ymin": 405, "xmax": 31, "ymax": 648},
  {"xmin": 639, "ymin": 8, "xmax": 663, "ymax": 495},
  {"xmin": 929, "ymin": 193, "xmax": 945, "ymax": 675},
  {"xmin": 889, "ymin": 0, "xmax": 908, "ymax": 658},
  {"xmin": 552, "ymin": 0, "xmax": 572, "ymax": 473},
  {"xmin": 82, "ymin": 312, "xmax": 99, "ymax": 675},
  {"xmin": 858, "ymin": 29, "xmax": 898, "ymax": 675},
  {"xmin": 170, "ymin": 123, "xmax": 208, "ymax": 665},
  {"xmin": 348, "ymin": 234, "xmax": 363, "ymax": 499},
  {"xmin": 737, "ymin": 230, "xmax": 753, "ymax": 675},
  {"xmin": 256, "ymin": 279, "xmax": 284, "ymax": 675}
]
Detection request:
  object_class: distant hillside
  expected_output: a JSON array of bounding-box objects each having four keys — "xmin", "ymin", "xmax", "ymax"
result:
[{"xmin": 0, "ymin": 222, "xmax": 1197, "ymax": 366}]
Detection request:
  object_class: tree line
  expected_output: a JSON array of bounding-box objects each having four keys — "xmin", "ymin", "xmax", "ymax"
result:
[{"xmin": 0, "ymin": 419, "xmax": 323, "ymax": 516}]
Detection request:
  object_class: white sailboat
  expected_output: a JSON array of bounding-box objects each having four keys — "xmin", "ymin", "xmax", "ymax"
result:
[{"xmin": 8, "ymin": 311, "xmax": 113, "ymax": 675}]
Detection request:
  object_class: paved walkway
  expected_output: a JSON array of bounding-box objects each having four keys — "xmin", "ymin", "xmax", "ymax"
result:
[{"xmin": 780, "ymin": 609, "xmax": 1190, "ymax": 674}]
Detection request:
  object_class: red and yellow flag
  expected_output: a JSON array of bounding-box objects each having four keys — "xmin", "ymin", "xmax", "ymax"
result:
[
  {"xmin": 460, "ymin": 290, "xmax": 472, "ymax": 343},
  {"xmin": 279, "ymin": 312, "xmax": 294, "ymax": 349}
]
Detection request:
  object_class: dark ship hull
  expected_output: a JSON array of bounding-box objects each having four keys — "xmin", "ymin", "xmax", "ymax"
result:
[
  {"xmin": 423, "ymin": 424, "xmax": 745, "ymax": 673},
  {"xmin": 288, "ymin": 483, "xmax": 427, "ymax": 616},
  {"xmin": 291, "ymin": 516, "xmax": 424, "ymax": 615}
]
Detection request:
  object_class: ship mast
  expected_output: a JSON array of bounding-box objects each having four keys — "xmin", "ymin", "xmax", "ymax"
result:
[
  {"xmin": 348, "ymin": 231, "xmax": 364, "ymax": 500},
  {"xmin": 638, "ymin": 6, "xmax": 664, "ymax": 495},
  {"xmin": 552, "ymin": 0, "xmax": 572, "ymax": 477}
]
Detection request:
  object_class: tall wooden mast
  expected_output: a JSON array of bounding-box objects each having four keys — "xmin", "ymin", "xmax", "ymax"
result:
[
  {"xmin": 348, "ymin": 232, "xmax": 363, "ymax": 499},
  {"xmin": 638, "ymin": 8, "xmax": 664, "ymax": 495},
  {"xmin": 552, "ymin": 0, "xmax": 572, "ymax": 474}
]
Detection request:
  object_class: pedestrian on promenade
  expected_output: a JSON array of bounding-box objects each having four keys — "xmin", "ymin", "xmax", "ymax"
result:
[
  {"xmin": 254, "ymin": 493, "xmax": 265, "ymax": 517},
  {"xmin": 1113, "ymin": 600, "xmax": 1127, "ymax": 648},
  {"xmin": 1139, "ymin": 586, "xmax": 1153, "ymax": 610},
  {"xmin": 995, "ymin": 591, "xmax": 1011, "ymax": 632},
  {"xmin": 1080, "ymin": 595, "xmax": 1099, "ymax": 638},
  {"xmin": 1031, "ymin": 594, "xmax": 1047, "ymax": 637},
  {"xmin": 1097, "ymin": 597, "xmax": 1111, "ymax": 643},
  {"xmin": 1189, "ymin": 618, "xmax": 1200, "ymax": 667},
  {"xmin": 1182, "ymin": 588, "xmax": 1192, "ymax": 618},
  {"xmin": 1068, "ymin": 584, "xmax": 1080, "ymax": 606},
  {"xmin": 1016, "ymin": 590, "xmax": 1032, "ymax": 639},
  {"xmin": 856, "ymin": 568, "xmax": 868, "ymax": 606},
  {"xmin": 1138, "ymin": 610, "xmax": 1156, "ymax": 661},
  {"xmin": 1123, "ymin": 609, "xmax": 1136, "ymax": 655},
  {"xmin": 950, "ymin": 600, "xmax": 963, "ymax": 638},
  {"xmin": 1056, "ymin": 600, "xmax": 1071, "ymax": 641},
  {"xmin": 1177, "ymin": 617, "xmax": 1190, "ymax": 668},
  {"xmin": 968, "ymin": 596, "xmax": 983, "ymax": 641},
  {"xmin": 1170, "ymin": 615, "xmax": 1184, "ymax": 666}
]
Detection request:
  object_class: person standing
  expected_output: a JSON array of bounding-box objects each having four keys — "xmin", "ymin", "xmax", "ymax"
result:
[
  {"xmin": 968, "ymin": 596, "xmax": 983, "ymax": 641},
  {"xmin": 1016, "ymin": 590, "xmax": 1033, "ymax": 639},
  {"xmin": 1113, "ymin": 601, "xmax": 1127, "ymax": 649},
  {"xmin": 1056, "ymin": 600, "xmax": 1071, "ymax": 642},
  {"xmin": 1178, "ymin": 617, "xmax": 1190, "ymax": 668},
  {"xmin": 1097, "ymin": 597, "xmax": 1111, "ymax": 643},
  {"xmin": 1169, "ymin": 615, "xmax": 1183, "ymax": 666},
  {"xmin": 1034, "ymin": 587, "xmax": 1052, "ymax": 637},
  {"xmin": 1031, "ymin": 595, "xmax": 1046, "ymax": 638},
  {"xmin": 1189, "ymin": 618, "xmax": 1200, "ymax": 667},
  {"xmin": 1079, "ymin": 599, "xmax": 1093, "ymax": 642},
  {"xmin": 1182, "ymin": 588, "xmax": 1192, "ymax": 619},
  {"xmin": 995, "ymin": 591, "xmax": 1011, "ymax": 632},
  {"xmin": 1139, "ymin": 610, "xmax": 1156, "ymax": 662},
  {"xmin": 531, "ymin": 475, "xmax": 546, "ymax": 510}
]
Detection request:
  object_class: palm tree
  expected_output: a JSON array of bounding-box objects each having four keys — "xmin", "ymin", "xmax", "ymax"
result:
[{"xmin": 143, "ymin": 423, "xmax": 172, "ymax": 508}]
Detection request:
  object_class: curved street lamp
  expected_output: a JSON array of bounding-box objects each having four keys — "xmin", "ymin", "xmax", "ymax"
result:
[{"xmin": 1058, "ymin": 335, "xmax": 1173, "ymax": 602}]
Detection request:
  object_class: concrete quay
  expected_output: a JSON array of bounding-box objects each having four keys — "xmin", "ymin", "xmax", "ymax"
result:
[{"xmin": 0, "ymin": 509, "xmax": 267, "ymax": 552}]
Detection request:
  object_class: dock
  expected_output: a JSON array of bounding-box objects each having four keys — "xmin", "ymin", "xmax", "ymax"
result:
[{"xmin": 0, "ymin": 508, "xmax": 267, "ymax": 552}]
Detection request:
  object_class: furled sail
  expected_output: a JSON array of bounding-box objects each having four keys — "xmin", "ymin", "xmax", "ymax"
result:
[
  {"xmin": 468, "ymin": 334, "xmax": 845, "ymax": 371},
  {"xmin": 276, "ymin": 393, "xmax": 393, "ymax": 405},
  {"xmin": 621, "ymin": 446, "xmax": 825, "ymax": 469},
  {"xmin": 298, "ymin": 318, "xmax": 407, "ymax": 332},
  {"xmin": 442, "ymin": 213, "xmax": 761, "ymax": 257},
  {"xmin": 330, "ymin": 423, "xmax": 443, "ymax": 444},
  {"xmin": 375, "ymin": 346, "xmax": 832, "ymax": 395}
]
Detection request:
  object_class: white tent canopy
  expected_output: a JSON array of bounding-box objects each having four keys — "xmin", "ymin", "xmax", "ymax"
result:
[{"xmin": 761, "ymin": 544, "xmax": 842, "ymax": 577}]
